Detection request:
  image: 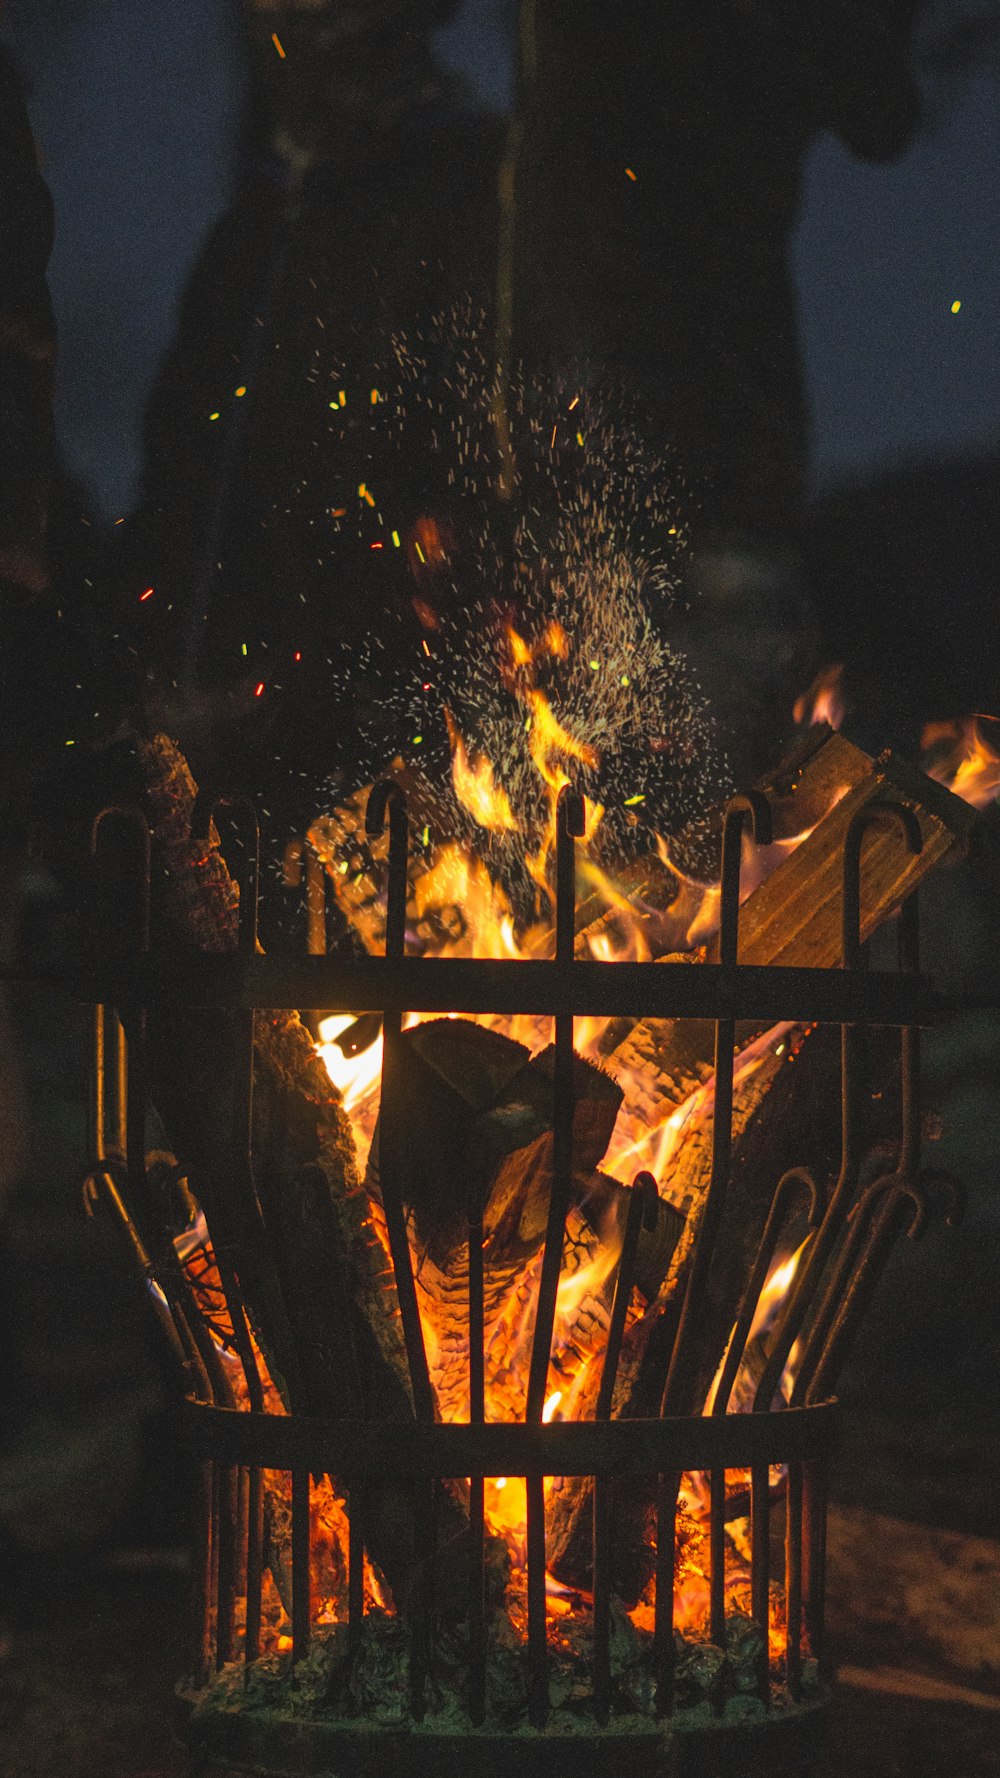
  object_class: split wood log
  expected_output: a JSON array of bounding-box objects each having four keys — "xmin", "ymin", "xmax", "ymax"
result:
[
  {"xmin": 305, "ymin": 729, "xmax": 973, "ymax": 1603},
  {"xmin": 544, "ymin": 734, "xmax": 974, "ymax": 1593},
  {"xmin": 363, "ymin": 1017, "xmax": 683, "ymax": 1422},
  {"xmin": 133, "ymin": 734, "xmax": 489, "ymax": 1614}
]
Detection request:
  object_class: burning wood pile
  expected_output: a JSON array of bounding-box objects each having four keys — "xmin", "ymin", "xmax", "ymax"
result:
[{"xmin": 77, "ymin": 701, "xmax": 994, "ymax": 1766}]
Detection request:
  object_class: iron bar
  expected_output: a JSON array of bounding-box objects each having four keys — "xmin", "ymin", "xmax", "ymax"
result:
[
  {"xmin": 662, "ymin": 793, "xmax": 772, "ymax": 1416},
  {"xmin": 179, "ymin": 1399, "xmax": 838, "ymax": 1477},
  {"xmin": 245, "ymin": 1466, "xmax": 264, "ymax": 1670},
  {"xmin": 348, "ymin": 1502, "xmax": 365, "ymax": 1654},
  {"xmin": 364, "ymin": 781, "xmax": 434, "ymax": 1421},
  {"xmin": 709, "ymin": 1468, "xmax": 726, "ymax": 1648},
  {"xmin": 191, "ymin": 1458, "xmax": 214, "ymax": 1686},
  {"xmin": 216, "ymin": 1464, "xmax": 239, "ymax": 1667},
  {"xmin": 468, "ymin": 1171, "xmax": 487, "ymax": 1726},
  {"xmin": 365, "ymin": 781, "xmax": 434, "ymax": 1724},
  {"xmin": 712, "ymin": 1168, "xmax": 823, "ymax": 1422},
  {"xmin": 526, "ymin": 787, "xmax": 585, "ymax": 1728},
  {"xmin": 44, "ymin": 952, "xmax": 945, "ymax": 1026},
  {"xmin": 804, "ymin": 1180, "xmax": 929, "ymax": 1406},
  {"xmin": 750, "ymin": 1459, "xmax": 771, "ymax": 1702},
  {"xmin": 593, "ymin": 1172, "xmax": 660, "ymax": 1723},
  {"xmin": 291, "ymin": 1467, "xmax": 311, "ymax": 1663},
  {"xmin": 785, "ymin": 1459, "xmax": 804, "ymax": 1700},
  {"xmin": 802, "ymin": 1460, "xmax": 828, "ymax": 1669},
  {"xmin": 754, "ymin": 800, "xmax": 923, "ymax": 1415},
  {"xmin": 653, "ymin": 1472, "xmax": 680, "ymax": 1716}
]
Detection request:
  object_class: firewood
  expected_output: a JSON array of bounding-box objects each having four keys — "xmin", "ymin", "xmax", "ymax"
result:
[
  {"xmin": 714, "ymin": 736, "xmax": 977, "ymax": 970},
  {"xmin": 542, "ymin": 737, "xmax": 969, "ymax": 1595},
  {"xmin": 362, "ymin": 1017, "xmax": 683, "ymax": 1422},
  {"xmin": 134, "ymin": 735, "xmax": 483, "ymax": 1613}
]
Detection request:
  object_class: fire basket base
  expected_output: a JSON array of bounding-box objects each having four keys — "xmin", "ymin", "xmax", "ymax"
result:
[{"xmin": 177, "ymin": 1684, "xmax": 831, "ymax": 1778}]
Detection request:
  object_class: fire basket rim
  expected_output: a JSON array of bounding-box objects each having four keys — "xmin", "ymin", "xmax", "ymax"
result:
[{"xmin": 177, "ymin": 1396, "xmax": 839, "ymax": 1477}]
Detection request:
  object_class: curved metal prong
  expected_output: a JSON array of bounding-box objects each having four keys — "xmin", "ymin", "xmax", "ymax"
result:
[
  {"xmin": 366, "ymin": 780, "xmax": 409, "ymax": 960},
  {"xmin": 717, "ymin": 1166, "xmax": 821, "ymax": 1418},
  {"xmin": 841, "ymin": 799, "xmax": 922, "ymax": 972},
  {"xmin": 719, "ymin": 791, "xmax": 773, "ymax": 970},
  {"xmin": 798, "ymin": 1176, "xmax": 928, "ymax": 1406}
]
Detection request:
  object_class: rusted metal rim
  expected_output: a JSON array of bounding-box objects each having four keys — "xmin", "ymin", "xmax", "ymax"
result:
[{"xmin": 178, "ymin": 1397, "xmax": 837, "ymax": 1478}]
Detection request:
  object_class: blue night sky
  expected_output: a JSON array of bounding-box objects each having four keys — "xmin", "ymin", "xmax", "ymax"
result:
[{"xmin": 6, "ymin": 0, "xmax": 998, "ymax": 519}]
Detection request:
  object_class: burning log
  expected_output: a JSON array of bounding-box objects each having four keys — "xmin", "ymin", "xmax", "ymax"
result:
[
  {"xmin": 544, "ymin": 734, "xmax": 974, "ymax": 1593},
  {"xmin": 132, "ymin": 734, "xmax": 484, "ymax": 1613},
  {"xmin": 300, "ymin": 725, "xmax": 971, "ymax": 1607},
  {"xmin": 364, "ymin": 1017, "xmax": 683, "ymax": 1422}
]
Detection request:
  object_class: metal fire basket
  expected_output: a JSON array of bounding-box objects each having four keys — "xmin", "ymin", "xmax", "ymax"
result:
[{"xmin": 71, "ymin": 780, "xmax": 963, "ymax": 1778}]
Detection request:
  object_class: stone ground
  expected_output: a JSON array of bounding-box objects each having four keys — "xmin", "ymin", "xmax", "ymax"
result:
[{"xmin": 0, "ymin": 825, "xmax": 998, "ymax": 1777}]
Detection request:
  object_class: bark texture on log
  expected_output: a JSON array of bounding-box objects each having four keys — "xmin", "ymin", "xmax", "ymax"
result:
[
  {"xmin": 135, "ymin": 734, "xmax": 478, "ymax": 1611},
  {"xmin": 364, "ymin": 1016, "xmax": 681, "ymax": 1422}
]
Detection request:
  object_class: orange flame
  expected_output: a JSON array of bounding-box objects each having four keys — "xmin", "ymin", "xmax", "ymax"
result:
[
  {"xmin": 445, "ymin": 708, "xmax": 517, "ymax": 832},
  {"xmin": 794, "ymin": 662, "xmax": 845, "ymax": 730},
  {"xmin": 922, "ymin": 716, "xmax": 1000, "ymax": 809}
]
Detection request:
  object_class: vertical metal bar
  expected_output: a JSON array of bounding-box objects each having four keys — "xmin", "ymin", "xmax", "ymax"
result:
[
  {"xmin": 93, "ymin": 1003, "xmax": 106, "ymax": 1158},
  {"xmin": 785, "ymin": 1459, "xmax": 803, "ymax": 1700},
  {"xmin": 802, "ymin": 1459, "xmax": 828, "ymax": 1669},
  {"xmin": 750, "ymin": 1459, "xmax": 771, "ymax": 1702},
  {"xmin": 592, "ymin": 1474, "xmax": 612, "ymax": 1725},
  {"xmin": 526, "ymin": 1472, "xmax": 549, "ymax": 1727},
  {"xmin": 216, "ymin": 1465, "xmax": 239, "ymax": 1667},
  {"xmin": 191, "ymin": 1459, "xmax": 214, "ymax": 1686},
  {"xmin": 365, "ymin": 782, "xmax": 435, "ymax": 1724},
  {"xmin": 662, "ymin": 794, "xmax": 771, "ymax": 1416},
  {"xmin": 244, "ymin": 1466, "xmax": 264, "ymax": 1672},
  {"xmin": 210, "ymin": 1461, "xmax": 220, "ymax": 1647},
  {"xmin": 709, "ymin": 1468, "xmax": 726, "ymax": 1647},
  {"xmin": 236, "ymin": 1467, "xmax": 249, "ymax": 1594},
  {"xmin": 525, "ymin": 787, "xmax": 584, "ymax": 1730},
  {"xmin": 714, "ymin": 1168, "xmax": 822, "ymax": 1421},
  {"xmin": 754, "ymin": 801, "xmax": 922, "ymax": 1415},
  {"xmin": 114, "ymin": 1012, "xmax": 127, "ymax": 1160},
  {"xmin": 365, "ymin": 782, "xmax": 433, "ymax": 1419},
  {"xmin": 525, "ymin": 786, "xmax": 584, "ymax": 1423},
  {"xmin": 292, "ymin": 1468, "xmax": 311, "ymax": 1664},
  {"xmin": 348, "ymin": 1501, "xmax": 364, "ymax": 1654},
  {"xmin": 592, "ymin": 1173, "xmax": 657, "ymax": 1724},
  {"xmin": 468, "ymin": 1176, "xmax": 486, "ymax": 1726},
  {"xmin": 653, "ymin": 1471, "xmax": 680, "ymax": 1716}
]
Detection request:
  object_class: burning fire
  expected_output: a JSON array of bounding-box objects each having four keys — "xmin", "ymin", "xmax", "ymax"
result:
[
  {"xmin": 243, "ymin": 653, "xmax": 993, "ymax": 1651},
  {"xmin": 299, "ymin": 664, "xmax": 828, "ymax": 1636},
  {"xmin": 922, "ymin": 715, "xmax": 1000, "ymax": 810},
  {"xmin": 793, "ymin": 662, "xmax": 845, "ymax": 730}
]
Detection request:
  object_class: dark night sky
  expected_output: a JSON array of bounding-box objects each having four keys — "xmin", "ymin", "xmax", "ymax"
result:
[{"xmin": 5, "ymin": 0, "xmax": 998, "ymax": 521}]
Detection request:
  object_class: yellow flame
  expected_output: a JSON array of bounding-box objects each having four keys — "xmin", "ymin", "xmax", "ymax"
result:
[
  {"xmin": 923, "ymin": 716, "xmax": 1000, "ymax": 810},
  {"xmin": 445, "ymin": 708, "xmax": 517, "ymax": 832}
]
